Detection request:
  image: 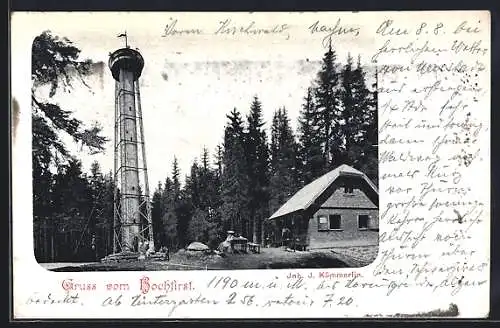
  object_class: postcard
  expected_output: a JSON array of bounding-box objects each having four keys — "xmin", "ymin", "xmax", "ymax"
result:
[{"xmin": 11, "ymin": 11, "xmax": 490, "ymax": 318}]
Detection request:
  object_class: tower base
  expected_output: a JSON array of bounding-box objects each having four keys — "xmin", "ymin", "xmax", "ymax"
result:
[
  {"xmin": 101, "ymin": 250, "xmax": 169, "ymax": 263},
  {"xmin": 101, "ymin": 251, "xmax": 140, "ymax": 263}
]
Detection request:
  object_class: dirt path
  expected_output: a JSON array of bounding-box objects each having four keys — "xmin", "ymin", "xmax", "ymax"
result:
[
  {"xmin": 39, "ymin": 262, "xmax": 98, "ymax": 271},
  {"xmin": 47, "ymin": 247, "xmax": 360, "ymax": 271}
]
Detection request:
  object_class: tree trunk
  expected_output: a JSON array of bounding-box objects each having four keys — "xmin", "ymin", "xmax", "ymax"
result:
[
  {"xmin": 260, "ymin": 220, "xmax": 265, "ymax": 245},
  {"xmin": 50, "ymin": 228, "xmax": 55, "ymax": 262},
  {"xmin": 43, "ymin": 221, "xmax": 48, "ymax": 262},
  {"xmin": 252, "ymin": 216, "xmax": 258, "ymax": 243}
]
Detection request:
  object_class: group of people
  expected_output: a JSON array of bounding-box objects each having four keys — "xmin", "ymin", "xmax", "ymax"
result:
[
  {"xmin": 136, "ymin": 241, "xmax": 170, "ymax": 260},
  {"xmin": 218, "ymin": 230, "xmax": 250, "ymax": 253}
]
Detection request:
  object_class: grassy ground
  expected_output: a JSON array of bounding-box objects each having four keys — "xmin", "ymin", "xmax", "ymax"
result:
[{"xmin": 47, "ymin": 245, "xmax": 378, "ymax": 272}]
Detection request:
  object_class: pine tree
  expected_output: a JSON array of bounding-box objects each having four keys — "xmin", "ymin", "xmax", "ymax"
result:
[
  {"xmin": 339, "ymin": 53, "xmax": 360, "ymax": 163},
  {"xmin": 51, "ymin": 160, "xmax": 91, "ymax": 221},
  {"xmin": 161, "ymin": 177, "xmax": 176, "ymax": 250},
  {"xmin": 177, "ymin": 184, "xmax": 194, "ymax": 248},
  {"xmin": 199, "ymin": 147, "xmax": 223, "ymax": 246},
  {"xmin": 313, "ymin": 40, "xmax": 342, "ymax": 169},
  {"xmin": 210, "ymin": 144, "xmax": 225, "ymax": 246},
  {"xmin": 269, "ymin": 107, "xmax": 300, "ymax": 215},
  {"xmin": 101, "ymin": 171, "xmax": 115, "ymax": 257},
  {"xmin": 88, "ymin": 162, "xmax": 105, "ymax": 230},
  {"xmin": 161, "ymin": 158, "xmax": 182, "ymax": 250},
  {"xmin": 49, "ymin": 159, "xmax": 93, "ymax": 261},
  {"xmin": 151, "ymin": 182, "xmax": 164, "ymax": 249},
  {"xmin": 182, "ymin": 159, "xmax": 205, "ymax": 245},
  {"xmin": 32, "ymin": 31, "xmax": 108, "ymax": 176},
  {"xmin": 297, "ymin": 87, "xmax": 324, "ymax": 184},
  {"xmin": 214, "ymin": 144, "xmax": 224, "ymax": 181},
  {"xmin": 198, "ymin": 147, "xmax": 211, "ymax": 211},
  {"xmin": 87, "ymin": 161, "xmax": 112, "ymax": 258},
  {"xmin": 173, "ymin": 157, "xmax": 195, "ymax": 249},
  {"xmin": 221, "ymin": 108, "xmax": 249, "ymax": 236},
  {"xmin": 172, "ymin": 156, "xmax": 181, "ymax": 193},
  {"xmin": 352, "ymin": 56, "xmax": 378, "ymax": 183},
  {"xmin": 244, "ymin": 97, "xmax": 270, "ymax": 243},
  {"xmin": 186, "ymin": 160, "xmax": 201, "ymax": 209},
  {"xmin": 335, "ymin": 55, "xmax": 378, "ymax": 179},
  {"xmin": 185, "ymin": 149, "xmax": 208, "ymax": 245},
  {"xmin": 213, "ymin": 144, "xmax": 224, "ymax": 210},
  {"xmin": 187, "ymin": 208, "xmax": 209, "ymax": 244}
]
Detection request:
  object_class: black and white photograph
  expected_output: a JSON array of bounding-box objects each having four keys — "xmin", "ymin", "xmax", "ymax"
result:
[
  {"xmin": 12, "ymin": 10, "xmax": 491, "ymax": 319},
  {"xmin": 31, "ymin": 16, "xmax": 379, "ymax": 272}
]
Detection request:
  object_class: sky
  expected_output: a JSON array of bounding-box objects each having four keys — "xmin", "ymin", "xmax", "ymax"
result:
[{"xmin": 30, "ymin": 12, "xmax": 377, "ymax": 189}]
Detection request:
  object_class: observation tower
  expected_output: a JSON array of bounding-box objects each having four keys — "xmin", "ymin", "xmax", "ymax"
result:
[{"xmin": 108, "ymin": 33, "xmax": 154, "ymax": 255}]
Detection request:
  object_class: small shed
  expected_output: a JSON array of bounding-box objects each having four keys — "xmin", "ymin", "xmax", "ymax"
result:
[{"xmin": 267, "ymin": 164, "xmax": 379, "ymax": 249}]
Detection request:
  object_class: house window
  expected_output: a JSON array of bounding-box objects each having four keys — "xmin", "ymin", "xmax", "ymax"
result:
[
  {"xmin": 358, "ymin": 215, "xmax": 369, "ymax": 230},
  {"xmin": 329, "ymin": 215, "xmax": 341, "ymax": 230},
  {"xmin": 318, "ymin": 216, "xmax": 328, "ymax": 231}
]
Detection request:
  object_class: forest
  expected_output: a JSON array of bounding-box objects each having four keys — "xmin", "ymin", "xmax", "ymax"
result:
[{"xmin": 32, "ymin": 31, "xmax": 378, "ymax": 262}]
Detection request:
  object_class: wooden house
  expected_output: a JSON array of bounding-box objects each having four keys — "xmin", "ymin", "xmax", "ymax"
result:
[{"xmin": 267, "ymin": 164, "xmax": 379, "ymax": 250}]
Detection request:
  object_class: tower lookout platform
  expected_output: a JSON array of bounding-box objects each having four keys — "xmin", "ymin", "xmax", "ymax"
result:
[{"xmin": 109, "ymin": 47, "xmax": 144, "ymax": 82}]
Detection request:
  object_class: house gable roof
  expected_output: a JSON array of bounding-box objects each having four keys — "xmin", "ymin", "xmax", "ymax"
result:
[{"xmin": 268, "ymin": 164, "xmax": 379, "ymax": 220}]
